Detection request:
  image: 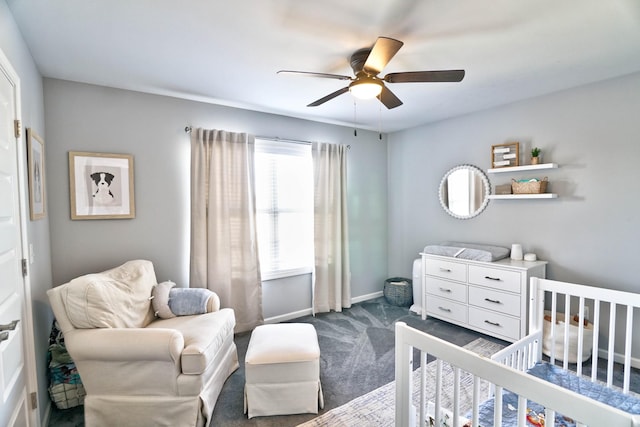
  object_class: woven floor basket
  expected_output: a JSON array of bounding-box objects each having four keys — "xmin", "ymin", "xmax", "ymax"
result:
[
  {"xmin": 511, "ymin": 177, "xmax": 548, "ymax": 194},
  {"xmin": 383, "ymin": 277, "xmax": 413, "ymax": 307}
]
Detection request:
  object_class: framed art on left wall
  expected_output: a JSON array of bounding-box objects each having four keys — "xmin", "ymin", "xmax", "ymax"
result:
[
  {"xmin": 69, "ymin": 151, "xmax": 135, "ymax": 220},
  {"xmin": 27, "ymin": 128, "xmax": 46, "ymax": 220}
]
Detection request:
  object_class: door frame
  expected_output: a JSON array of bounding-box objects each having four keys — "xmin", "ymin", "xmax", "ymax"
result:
[{"xmin": 0, "ymin": 47, "xmax": 41, "ymax": 427}]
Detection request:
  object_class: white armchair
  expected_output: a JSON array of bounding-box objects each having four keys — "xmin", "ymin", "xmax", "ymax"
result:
[{"xmin": 46, "ymin": 260, "xmax": 239, "ymax": 427}]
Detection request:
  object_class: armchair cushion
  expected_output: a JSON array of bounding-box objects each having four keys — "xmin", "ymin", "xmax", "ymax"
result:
[
  {"xmin": 62, "ymin": 260, "xmax": 157, "ymax": 329},
  {"xmin": 147, "ymin": 308, "xmax": 236, "ymax": 375}
]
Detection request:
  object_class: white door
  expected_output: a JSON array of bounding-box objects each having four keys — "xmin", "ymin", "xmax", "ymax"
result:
[{"xmin": 0, "ymin": 51, "xmax": 37, "ymax": 427}]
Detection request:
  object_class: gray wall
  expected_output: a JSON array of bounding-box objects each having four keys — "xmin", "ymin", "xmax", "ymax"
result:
[
  {"xmin": 44, "ymin": 79, "xmax": 389, "ymax": 317},
  {"xmin": 1, "ymin": 0, "xmax": 53, "ymax": 422},
  {"xmin": 387, "ymin": 71, "xmax": 640, "ymax": 354}
]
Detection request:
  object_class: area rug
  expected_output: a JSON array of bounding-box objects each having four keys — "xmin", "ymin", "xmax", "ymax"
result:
[{"xmin": 297, "ymin": 337, "xmax": 504, "ymax": 427}]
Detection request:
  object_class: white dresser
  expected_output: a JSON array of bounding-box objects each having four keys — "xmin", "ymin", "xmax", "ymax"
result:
[{"xmin": 420, "ymin": 253, "xmax": 547, "ymax": 342}]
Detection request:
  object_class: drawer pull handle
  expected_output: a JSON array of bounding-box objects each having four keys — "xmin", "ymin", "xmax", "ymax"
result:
[
  {"xmin": 484, "ymin": 320, "xmax": 501, "ymax": 327},
  {"xmin": 484, "ymin": 276, "xmax": 502, "ymax": 281},
  {"xmin": 0, "ymin": 332, "xmax": 8, "ymax": 343},
  {"xmin": 440, "ymin": 268, "xmax": 452, "ymax": 273},
  {"xmin": 438, "ymin": 306, "xmax": 452, "ymax": 313},
  {"xmin": 484, "ymin": 298, "xmax": 502, "ymax": 304},
  {"xmin": 439, "ymin": 287, "xmax": 452, "ymax": 293}
]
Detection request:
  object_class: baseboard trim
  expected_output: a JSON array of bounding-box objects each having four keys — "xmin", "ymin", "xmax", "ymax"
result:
[
  {"xmin": 598, "ymin": 348, "xmax": 640, "ymax": 369},
  {"xmin": 351, "ymin": 290, "xmax": 383, "ymax": 304},
  {"xmin": 263, "ymin": 291, "xmax": 384, "ymax": 324},
  {"xmin": 264, "ymin": 308, "xmax": 313, "ymax": 324},
  {"xmin": 42, "ymin": 401, "xmax": 51, "ymax": 427}
]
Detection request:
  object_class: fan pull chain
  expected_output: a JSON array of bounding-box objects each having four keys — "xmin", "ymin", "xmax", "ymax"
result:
[
  {"xmin": 378, "ymin": 103, "xmax": 383, "ymax": 140},
  {"xmin": 353, "ymin": 100, "xmax": 358, "ymax": 137}
]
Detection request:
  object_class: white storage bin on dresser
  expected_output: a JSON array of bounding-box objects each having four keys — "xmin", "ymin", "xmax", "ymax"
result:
[{"xmin": 421, "ymin": 253, "xmax": 547, "ymax": 342}]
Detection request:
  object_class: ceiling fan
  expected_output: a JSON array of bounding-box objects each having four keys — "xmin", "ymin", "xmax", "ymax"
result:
[{"xmin": 278, "ymin": 36, "xmax": 465, "ymax": 109}]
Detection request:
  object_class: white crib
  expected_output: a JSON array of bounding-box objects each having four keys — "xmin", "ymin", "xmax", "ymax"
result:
[{"xmin": 395, "ymin": 277, "xmax": 640, "ymax": 426}]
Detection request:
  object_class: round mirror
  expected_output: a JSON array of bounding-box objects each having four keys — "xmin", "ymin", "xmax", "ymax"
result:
[{"xmin": 439, "ymin": 164, "xmax": 491, "ymax": 219}]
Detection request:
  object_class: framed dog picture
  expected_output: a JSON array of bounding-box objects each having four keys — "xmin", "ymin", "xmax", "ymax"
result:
[
  {"xmin": 27, "ymin": 129, "xmax": 46, "ymax": 220},
  {"xmin": 69, "ymin": 151, "xmax": 135, "ymax": 220}
]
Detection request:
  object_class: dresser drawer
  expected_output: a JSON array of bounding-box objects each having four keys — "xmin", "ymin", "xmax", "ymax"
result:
[
  {"xmin": 425, "ymin": 277, "xmax": 467, "ymax": 303},
  {"xmin": 468, "ymin": 265, "xmax": 521, "ymax": 293},
  {"xmin": 426, "ymin": 296, "xmax": 467, "ymax": 324},
  {"xmin": 424, "ymin": 259, "xmax": 467, "ymax": 282},
  {"xmin": 469, "ymin": 307, "xmax": 520, "ymax": 341},
  {"xmin": 468, "ymin": 286, "xmax": 520, "ymax": 317}
]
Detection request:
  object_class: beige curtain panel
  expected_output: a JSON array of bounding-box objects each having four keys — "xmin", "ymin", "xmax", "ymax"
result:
[
  {"xmin": 312, "ymin": 142, "xmax": 351, "ymax": 314},
  {"xmin": 190, "ymin": 128, "xmax": 263, "ymax": 333}
]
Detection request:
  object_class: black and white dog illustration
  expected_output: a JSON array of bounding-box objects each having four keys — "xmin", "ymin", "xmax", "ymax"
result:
[{"xmin": 90, "ymin": 172, "xmax": 115, "ymax": 205}]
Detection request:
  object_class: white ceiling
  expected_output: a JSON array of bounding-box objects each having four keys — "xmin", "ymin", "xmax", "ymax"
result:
[{"xmin": 7, "ymin": 0, "xmax": 640, "ymax": 132}]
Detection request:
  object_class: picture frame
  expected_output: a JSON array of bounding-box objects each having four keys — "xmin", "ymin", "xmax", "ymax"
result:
[
  {"xmin": 491, "ymin": 142, "xmax": 520, "ymax": 168},
  {"xmin": 27, "ymin": 128, "xmax": 46, "ymax": 220},
  {"xmin": 69, "ymin": 151, "xmax": 135, "ymax": 220}
]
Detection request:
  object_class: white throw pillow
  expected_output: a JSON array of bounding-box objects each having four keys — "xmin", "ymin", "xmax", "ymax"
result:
[{"xmin": 62, "ymin": 260, "xmax": 157, "ymax": 328}]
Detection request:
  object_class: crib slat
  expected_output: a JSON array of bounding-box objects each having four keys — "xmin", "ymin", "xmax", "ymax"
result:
[
  {"xmin": 472, "ymin": 376, "xmax": 480, "ymax": 426},
  {"xmin": 577, "ymin": 297, "xmax": 585, "ymax": 377},
  {"xmin": 624, "ymin": 305, "xmax": 633, "ymax": 393},
  {"xmin": 563, "ymin": 296, "xmax": 571, "ymax": 370},
  {"xmin": 608, "ymin": 304, "xmax": 616, "ymax": 387},
  {"xmin": 494, "ymin": 385, "xmax": 503, "ymax": 426},
  {"xmin": 453, "ymin": 367, "xmax": 461, "ymax": 427},
  {"xmin": 591, "ymin": 300, "xmax": 601, "ymax": 382},
  {"xmin": 550, "ymin": 292, "xmax": 558, "ymax": 364},
  {"xmin": 545, "ymin": 408, "xmax": 556, "ymax": 427},
  {"xmin": 517, "ymin": 395, "xmax": 527, "ymax": 427},
  {"xmin": 420, "ymin": 350, "xmax": 427, "ymax": 427},
  {"xmin": 434, "ymin": 359, "xmax": 442, "ymax": 425}
]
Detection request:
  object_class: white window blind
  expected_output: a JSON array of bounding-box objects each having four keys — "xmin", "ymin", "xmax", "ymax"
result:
[{"xmin": 254, "ymin": 139, "xmax": 313, "ymax": 280}]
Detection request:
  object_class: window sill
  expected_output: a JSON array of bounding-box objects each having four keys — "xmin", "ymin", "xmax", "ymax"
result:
[{"xmin": 261, "ymin": 267, "xmax": 313, "ymax": 281}]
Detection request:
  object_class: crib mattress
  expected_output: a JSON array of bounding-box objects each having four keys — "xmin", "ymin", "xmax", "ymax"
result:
[{"xmin": 475, "ymin": 362, "xmax": 640, "ymax": 426}]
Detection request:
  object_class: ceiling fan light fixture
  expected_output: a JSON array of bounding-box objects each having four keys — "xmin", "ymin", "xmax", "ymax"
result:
[{"xmin": 349, "ymin": 77, "xmax": 383, "ymax": 99}]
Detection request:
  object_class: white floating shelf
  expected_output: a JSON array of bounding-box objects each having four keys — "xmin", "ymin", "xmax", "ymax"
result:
[
  {"xmin": 488, "ymin": 193, "xmax": 558, "ymax": 200},
  {"xmin": 487, "ymin": 163, "xmax": 558, "ymax": 174}
]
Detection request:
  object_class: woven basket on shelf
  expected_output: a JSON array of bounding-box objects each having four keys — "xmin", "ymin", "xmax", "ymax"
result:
[
  {"xmin": 383, "ymin": 277, "xmax": 413, "ymax": 307},
  {"xmin": 511, "ymin": 177, "xmax": 548, "ymax": 194}
]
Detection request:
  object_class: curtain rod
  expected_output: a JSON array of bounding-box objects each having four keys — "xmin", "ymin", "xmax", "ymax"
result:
[{"xmin": 184, "ymin": 126, "xmax": 349, "ymax": 148}]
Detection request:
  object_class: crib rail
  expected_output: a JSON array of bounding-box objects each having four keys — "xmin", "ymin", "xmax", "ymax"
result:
[
  {"xmin": 395, "ymin": 321, "xmax": 640, "ymax": 427},
  {"xmin": 492, "ymin": 329, "xmax": 542, "ymax": 371},
  {"xmin": 531, "ymin": 277, "xmax": 640, "ymax": 393}
]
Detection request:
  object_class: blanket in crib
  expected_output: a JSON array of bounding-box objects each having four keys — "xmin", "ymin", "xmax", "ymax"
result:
[{"xmin": 474, "ymin": 362, "xmax": 640, "ymax": 426}]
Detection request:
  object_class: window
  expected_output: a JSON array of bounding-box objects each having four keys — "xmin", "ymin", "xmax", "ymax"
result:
[{"xmin": 254, "ymin": 139, "xmax": 313, "ymax": 280}]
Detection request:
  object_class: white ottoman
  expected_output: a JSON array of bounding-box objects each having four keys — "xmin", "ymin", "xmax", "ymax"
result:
[{"xmin": 244, "ymin": 323, "xmax": 324, "ymax": 418}]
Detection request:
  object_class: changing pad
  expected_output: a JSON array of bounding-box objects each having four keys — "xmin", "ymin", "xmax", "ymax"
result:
[{"xmin": 423, "ymin": 242, "xmax": 510, "ymax": 262}]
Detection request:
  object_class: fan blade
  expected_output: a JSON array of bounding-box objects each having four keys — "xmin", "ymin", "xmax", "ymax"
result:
[
  {"xmin": 363, "ymin": 37, "xmax": 404, "ymax": 75},
  {"xmin": 307, "ymin": 86, "xmax": 350, "ymax": 107},
  {"xmin": 278, "ymin": 70, "xmax": 352, "ymax": 81},
  {"xmin": 384, "ymin": 70, "xmax": 465, "ymax": 83},
  {"xmin": 377, "ymin": 86, "xmax": 403, "ymax": 109}
]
